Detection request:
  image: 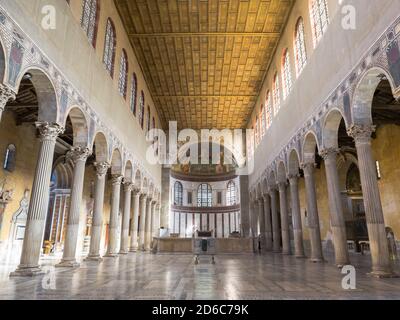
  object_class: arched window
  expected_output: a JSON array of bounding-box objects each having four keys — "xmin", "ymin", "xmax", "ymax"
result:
[
  {"xmin": 272, "ymin": 73, "xmax": 281, "ymax": 115},
  {"xmin": 254, "ymin": 116, "xmax": 259, "ymax": 146},
  {"xmin": 197, "ymin": 184, "xmax": 212, "ymax": 207},
  {"xmin": 152, "ymin": 117, "xmax": 155, "ymax": 130},
  {"xmin": 282, "ymin": 49, "xmax": 292, "ymax": 100},
  {"xmin": 226, "ymin": 181, "xmax": 236, "ymax": 206},
  {"xmin": 130, "ymin": 73, "xmax": 137, "ymax": 115},
  {"xmin": 138, "ymin": 91, "xmax": 145, "ymax": 128},
  {"xmin": 265, "ymin": 91, "xmax": 272, "ymax": 129},
  {"xmin": 146, "ymin": 106, "xmax": 151, "ymax": 132},
  {"xmin": 310, "ymin": 0, "xmax": 329, "ymax": 47},
  {"xmin": 174, "ymin": 181, "xmax": 183, "ymax": 206},
  {"xmin": 260, "ymin": 105, "xmax": 266, "ymax": 137},
  {"xmin": 103, "ymin": 18, "xmax": 116, "ymax": 77},
  {"xmin": 294, "ymin": 17, "xmax": 307, "ymax": 76},
  {"xmin": 80, "ymin": 0, "xmax": 99, "ymax": 47},
  {"xmin": 118, "ymin": 49, "xmax": 128, "ymax": 98},
  {"xmin": 3, "ymin": 144, "xmax": 16, "ymax": 172}
]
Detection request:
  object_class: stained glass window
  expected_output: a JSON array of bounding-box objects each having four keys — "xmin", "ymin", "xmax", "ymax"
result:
[
  {"xmin": 273, "ymin": 73, "xmax": 281, "ymax": 115},
  {"xmin": 310, "ymin": 0, "xmax": 329, "ymax": 47},
  {"xmin": 118, "ymin": 50, "xmax": 128, "ymax": 98},
  {"xmin": 81, "ymin": 0, "xmax": 98, "ymax": 47},
  {"xmin": 130, "ymin": 73, "xmax": 137, "ymax": 115},
  {"xmin": 103, "ymin": 18, "xmax": 116, "ymax": 77},
  {"xmin": 265, "ymin": 91, "xmax": 272, "ymax": 129},
  {"xmin": 294, "ymin": 17, "xmax": 307, "ymax": 76},
  {"xmin": 226, "ymin": 181, "xmax": 236, "ymax": 206},
  {"xmin": 282, "ymin": 49, "xmax": 292, "ymax": 100},
  {"xmin": 197, "ymin": 184, "xmax": 212, "ymax": 207},
  {"xmin": 174, "ymin": 182, "xmax": 183, "ymax": 206},
  {"xmin": 138, "ymin": 91, "xmax": 145, "ymax": 128}
]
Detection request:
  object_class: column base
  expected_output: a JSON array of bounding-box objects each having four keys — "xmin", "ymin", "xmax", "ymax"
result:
[
  {"xmin": 56, "ymin": 260, "xmax": 80, "ymax": 268},
  {"xmin": 310, "ymin": 258, "xmax": 325, "ymax": 263},
  {"xmin": 103, "ymin": 253, "xmax": 119, "ymax": 258},
  {"xmin": 84, "ymin": 255, "xmax": 103, "ymax": 262},
  {"xmin": 10, "ymin": 266, "xmax": 44, "ymax": 277},
  {"xmin": 129, "ymin": 247, "xmax": 138, "ymax": 252},
  {"xmin": 119, "ymin": 251, "xmax": 128, "ymax": 255},
  {"xmin": 367, "ymin": 271, "xmax": 399, "ymax": 279}
]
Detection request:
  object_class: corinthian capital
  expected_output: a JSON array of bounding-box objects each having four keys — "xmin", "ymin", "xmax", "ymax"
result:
[
  {"xmin": 319, "ymin": 148, "xmax": 339, "ymax": 160},
  {"xmin": 111, "ymin": 174, "xmax": 123, "ymax": 186},
  {"xmin": 36, "ymin": 122, "xmax": 65, "ymax": 141},
  {"xmin": 347, "ymin": 124, "xmax": 375, "ymax": 144},
  {"xmin": 67, "ymin": 146, "xmax": 91, "ymax": 163},
  {"xmin": 0, "ymin": 83, "xmax": 16, "ymax": 109},
  {"xmin": 123, "ymin": 181, "xmax": 134, "ymax": 192},
  {"xmin": 94, "ymin": 161, "xmax": 110, "ymax": 177}
]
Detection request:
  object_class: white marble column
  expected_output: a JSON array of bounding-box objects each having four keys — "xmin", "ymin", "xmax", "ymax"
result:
[
  {"xmin": 153, "ymin": 203, "xmax": 160, "ymax": 237},
  {"xmin": 301, "ymin": 162, "xmax": 324, "ymax": 262},
  {"xmin": 348, "ymin": 124, "xmax": 394, "ymax": 277},
  {"xmin": 104, "ymin": 175, "xmax": 123, "ymax": 257},
  {"xmin": 320, "ymin": 148, "xmax": 350, "ymax": 266},
  {"xmin": 258, "ymin": 199, "xmax": 266, "ymax": 250},
  {"xmin": 138, "ymin": 194, "xmax": 148, "ymax": 250},
  {"xmin": 86, "ymin": 162, "xmax": 109, "ymax": 261},
  {"xmin": 277, "ymin": 182, "xmax": 291, "ymax": 255},
  {"xmin": 120, "ymin": 181, "xmax": 133, "ymax": 254},
  {"xmin": 129, "ymin": 190, "xmax": 141, "ymax": 252},
  {"xmin": 0, "ymin": 83, "xmax": 16, "ymax": 122},
  {"xmin": 11, "ymin": 122, "xmax": 64, "ymax": 276},
  {"xmin": 269, "ymin": 187, "xmax": 281, "ymax": 253},
  {"xmin": 262, "ymin": 193, "xmax": 273, "ymax": 251},
  {"xmin": 144, "ymin": 198, "xmax": 153, "ymax": 251},
  {"xmin": 288, "ymin": 174, "xmax": 305, "ymax": 258},
  {"xmin": 249, "ymin": 201, "xmax": 258, "ymax": 251},
  {"xmin": 57, "ymin": 147, "xmax": 91, "ymax": 267},
  {"xmin": 149, "ymin": 200, "xmax": 157, "ymax": 248}
]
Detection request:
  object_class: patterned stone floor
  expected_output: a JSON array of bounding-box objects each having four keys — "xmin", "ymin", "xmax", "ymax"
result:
[{"xmin": 0, "ymin": 251, "xmax": 400, "ymax": 300}]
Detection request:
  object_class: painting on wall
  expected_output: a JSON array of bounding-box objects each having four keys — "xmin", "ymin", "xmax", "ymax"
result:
[
  {"xmin": 387, "ymin": 39, "xmax": 400, "ymax": 88},
  {"xmin": 8, "ymin": 39, "xmax": 24, "ymax": 87}
]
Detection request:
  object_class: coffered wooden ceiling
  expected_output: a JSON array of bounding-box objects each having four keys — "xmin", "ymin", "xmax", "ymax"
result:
[{"xmin": 115, "ymin": 0, "xmax": 294, "ymax": 129}]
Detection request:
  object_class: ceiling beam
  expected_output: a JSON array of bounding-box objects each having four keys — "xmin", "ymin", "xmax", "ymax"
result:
[
  {"xmin": 129, "ymin": 32, "xmax": 280, "ymax": 38},
  {"xmin": 154, "ymin": 95, "xmax": 256, "ymax": 98}
]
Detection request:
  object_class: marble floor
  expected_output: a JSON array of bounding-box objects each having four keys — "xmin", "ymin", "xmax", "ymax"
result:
[{"xmin": 0, "ymin": 251, "xmax": 400, "ymax": 300}]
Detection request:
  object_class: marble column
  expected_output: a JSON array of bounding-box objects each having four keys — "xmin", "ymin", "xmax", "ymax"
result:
[
  {"xmin": 301, "ymin": 162, "xmax": 324, "ymax": 262},
  {"xmin": 348, "ymin": 124, "xmax": 394, "ymax": 277},
  {"xmin": 0, "ymin": 83, "xmax": 16, "ymax": 122},
  {"xmin": 129, "ymin": 190, "xmax": 141, "ymax": 252},
  {"xmin": 11, "ymin": 122, "xmax": 64, "ymax": 276},
  {"xmin": 138, "ymin": 194, "xmax": 148, "ymax": 250},
  {"xmin": 104, "ymin": 175, "xmax": 123, "ymax": 257},
  {"xmin": 149, "ymin": 200, "xmax": 157, "ymax": 248},
  {"xmin": 86, "ymin": 162, "xmax": 110, "ymax": 261},
  {"xmin": 320, "ymin": 148, "xmax": 350, "ymax": 266},
  {"xmin": 153, "ymin": 203, "xmax": 160, "ymax": 237},
  {"xmin": 277, "ymin": 182, "xmax": 291, "ymax": 255},
  {"xmin": 250, "ymin": 201, "xmax": 258, "ymax": 251},
  {"xmin": 57, "ymin": 147, "xmax": 91, "ymax": 267},
  {"xmin": 288, "ymin": 174, "xmax": 305, "ymax": 258},
  {"xmin": 120, "ymin": 181, "xmax": 133, "ymax": 254},
  {"xmin": 262, "ymin": 193, "xmax": 273, "ymax": 251},
  {"xmin": 269, "ymin": 187, "xmax": 281, "ymax": 253},
  {"xmin": 144, "ymin": 198, "xmax": 153, "ymax": 251},
  {"xmin": 258, "ymin": 199, "xmax": 266, "ymax": 250}
]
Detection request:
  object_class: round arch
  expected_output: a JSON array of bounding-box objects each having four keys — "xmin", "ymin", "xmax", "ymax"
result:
[{"xmin": 352, "ymin": 66, "xmax": 397, "ymax": 126}]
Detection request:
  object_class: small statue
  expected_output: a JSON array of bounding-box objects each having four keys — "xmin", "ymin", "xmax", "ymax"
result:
[{"xmin": 386, "ymin": 227, "xmax": 398, "ymax": 261}]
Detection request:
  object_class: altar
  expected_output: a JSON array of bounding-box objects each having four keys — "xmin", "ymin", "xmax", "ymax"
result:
[{"xmin": 154, "ymin": 237, "xmax": 253, "ymax": 254}]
